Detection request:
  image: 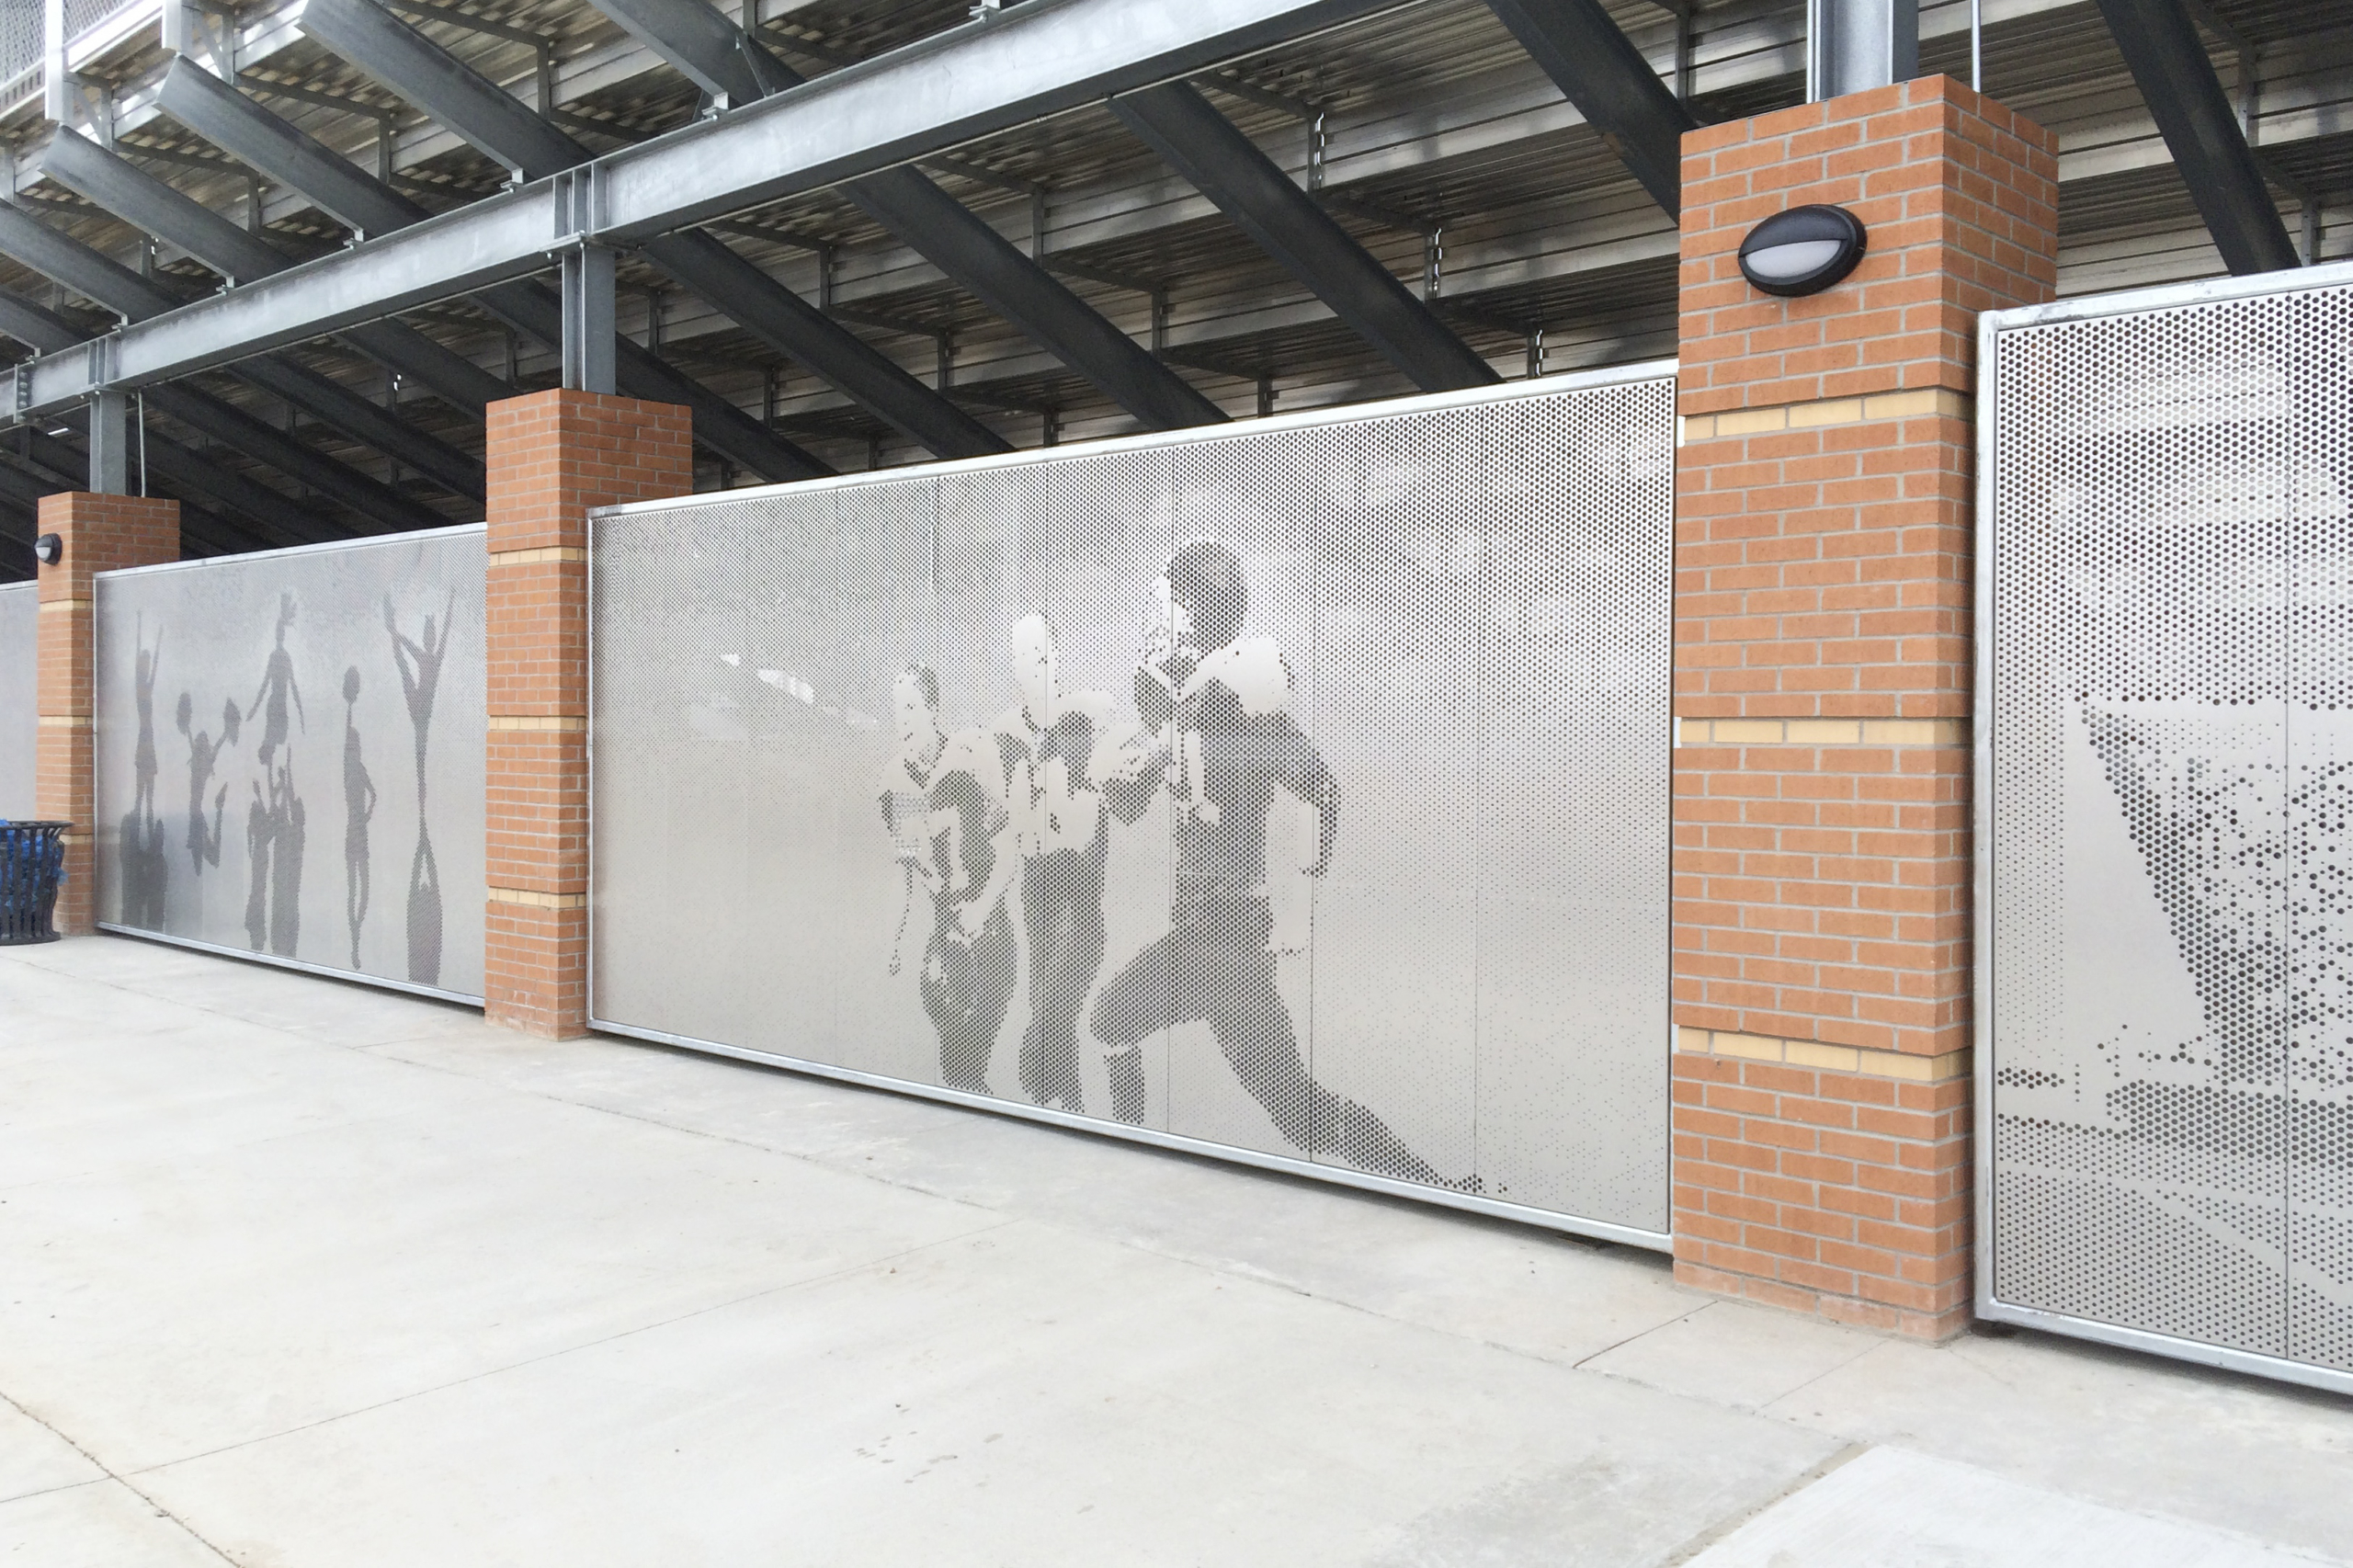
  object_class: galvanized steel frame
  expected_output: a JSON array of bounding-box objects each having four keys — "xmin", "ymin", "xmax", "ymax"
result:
[
  {"xmin": 1973, "ymin": 256, "xmax": 2353, "ymax": 1397},
  {"xmin": 585, "ymin": 359, "xmax": 1679, "ymax": 1251},
  {"xmin": 1, "ymin": 0, "xmax": 1417, "ymax": 424}
]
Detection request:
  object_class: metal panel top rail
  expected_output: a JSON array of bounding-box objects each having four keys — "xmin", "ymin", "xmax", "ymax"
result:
[{"xmin": 596, "ymin": 360, "xmax": 1681, "ymax": 520}]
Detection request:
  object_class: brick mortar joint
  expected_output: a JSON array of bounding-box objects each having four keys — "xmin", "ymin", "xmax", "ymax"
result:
[{"xmin": 1675, "ymin": 1025, "xmax": 1972, "ymax": 1084}]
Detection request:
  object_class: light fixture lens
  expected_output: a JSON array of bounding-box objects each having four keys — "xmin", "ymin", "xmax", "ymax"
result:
[
  {"xmin": 33, "ymin": 533, "xmax": 62, "ymax": 567},
  {"xmin": 1737, "ymin": 205, "xmax": 1869, "ymax": 298},
  {"xmin": 1742, "ymin": 239, "xmax": 1847, "ymax": 282}
]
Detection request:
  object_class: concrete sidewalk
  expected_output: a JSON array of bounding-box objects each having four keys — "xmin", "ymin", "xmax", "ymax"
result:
[{"xmin": 1, "ymin": 937, "xmax": 2347, "ymax": 1567}]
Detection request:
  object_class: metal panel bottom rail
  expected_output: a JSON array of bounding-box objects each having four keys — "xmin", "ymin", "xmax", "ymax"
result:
[
  {"xmin": 590, "ymin": 1013, "xmax": 1675, "ymax": 1253},
  {"xmin": 98, "ymin": 921, "xmax": 486, "ymax": 1008}
]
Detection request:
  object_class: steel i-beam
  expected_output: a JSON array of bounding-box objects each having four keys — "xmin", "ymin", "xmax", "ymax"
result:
[
  {"xmin": 1111, "ymin": 82, "xmax": 1497, "ymax": 392},
  {"xmin": 579, "ymin": 0, "xmax": 1224, "ymax": 430},
  {"xmin": 3, "ymin": 0, "xmax": 1413, "ymax": 423},
  {"xmin": 286, "ymin": 7, "xmax": 1002, "ymax": 454},
  {"xmin": 0, "ymin": 206, "xmax": 459, "ymax": 532},
  {"xmin": 36, "ymin": 128, "xmax": 499, "ymax": 499},
  {"xmin": 163, "ymin": 62, "xmax": 842, "ymax": 476},
  {"xmin": 2093, "ymin": 0, "xmax": 2299, "ymax": 276},
  {"xmin": 1483, "ymin": 0, "xmax": 1697, "ymax": 216}
]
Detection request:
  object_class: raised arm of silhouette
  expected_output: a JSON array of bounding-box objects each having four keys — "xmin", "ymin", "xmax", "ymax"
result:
[{"xmin": 1266, "ymin": 710, "xmax": 1341, "ymax": 876}]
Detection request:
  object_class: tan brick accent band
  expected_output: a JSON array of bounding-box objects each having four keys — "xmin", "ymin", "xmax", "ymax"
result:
[
  {"xmin": 1677, "ymin": 1026, "xmax": 1970, "ymax": 1083},
  {"xmin": 37, "ymin": 715, "xmax": 93, "ymax": 729},
  {"xmin": 1676, "ymin": 717, "xmax": 1967, "ymax": 746},
  {"xmin": 487, "ymin": 715, "xmax": 588, "ymax": 732},
  {"xmin": 488, "ymin": 886, "xmax": 588, "ymax": 909},
  {"xmin": 489, "ymin": 546, "xmax": 588, "ymax": 564},
  {"xmin": 1680, "ymin": 388, "xmax": 1970, "ymax": 443}
]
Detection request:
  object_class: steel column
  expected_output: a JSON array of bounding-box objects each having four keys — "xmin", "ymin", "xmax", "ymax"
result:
[
  {"xmin": 1111, "ymin": 82, "xmax": 1497, "ymax": 392},
  {"xmin": 561, "ymin": 244, "xmax": 618, "ymax": 394},
  {"xmin": 1807, "ymin": 0, "xmax": 1920, "ymax": 100},
  {"xmin": 86, "ymin": 390, "xmax": 131, "ymax": 495},
  {"xmin": 2092, "ymin": 0, "xmax": 2299, "ymax": 276}
]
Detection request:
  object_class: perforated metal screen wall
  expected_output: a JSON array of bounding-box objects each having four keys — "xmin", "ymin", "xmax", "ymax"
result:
[
  {"xmin": 94, "ymin": 528, "xmax": 487, "ymax": 1002},
  {"xmin": 591, "ymin": 369, "xmax": 1676, "ymax": 1241},
  {"xmin": 1980, "ymin": 263, "xmax": 2353, "ymax": 1392},
  {"xmin": 0, "ymin": 584, "xmax": 33, "ymax": 820}
]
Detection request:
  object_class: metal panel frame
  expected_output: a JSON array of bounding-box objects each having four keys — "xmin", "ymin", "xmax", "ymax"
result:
[
  {"xmin": 1973, "ymin": 256, "xmax": 2353, "ymax": 1397},
  {"xmin": 587, "ymin": 360, "xmax": 1676, "ymax": 1250},
  {"xmin": 92, "ymin": 523, "xmax": 490, "ymax": 1009}
]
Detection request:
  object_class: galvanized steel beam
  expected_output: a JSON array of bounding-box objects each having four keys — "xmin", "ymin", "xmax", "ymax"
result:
[
  {"xmin": 156, "ymin": 60, "xmax": 835, "ymax": 477},
  {"xmin": 2092, "ymin": 0, "xmax": 2299, "ymax": 276},
  {"xmin": 0, "ymin": 199, "xmax": 481, "ymax": 513},
  {"xmin": 1110, "ymin": 82, "xmax": 1497, "ymax": 392},
  {"xmin": 584, "ymin": 0, "xmax": 1218, "ymax": 428},
  {"xmin": 306, "ymin": 5, "xmax": 1016, "ymax": 449},
  {"xmin": 38, "ymin": 126, "xmax": 512, "ymax": 450},
  {"xmin": 1483, "ymin": 0, "xmax": 1697, "ymax": 217},
  {"xmin": 4, "ymin": 0, "xmax": 1406, "ymax": 423}
]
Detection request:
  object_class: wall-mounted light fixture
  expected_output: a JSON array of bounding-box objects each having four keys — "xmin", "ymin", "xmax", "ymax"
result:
[
  {"xmin": 1738, "ymin": 204, "xmax": 1869, "ymax": 298},
  {"xmin": 33, "ymin": 533, "xmax": 62, "ymax": 568}
]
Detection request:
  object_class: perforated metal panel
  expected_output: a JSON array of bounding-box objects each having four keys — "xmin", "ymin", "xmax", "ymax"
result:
[
  {"xmin": 0, "ymin": 583, "xmax": 34, "ymax": 819},
  {"xmin": 93, "ymin": 528, "xmax": 487, "ymax": 1001},
  {"xmin": 593, "ymin": 369, "xmax": 1676, "ymax": 1242},
  {"xmin": 1981, "ymin": 262, "xmax": 2353, "ymax": 1392}
]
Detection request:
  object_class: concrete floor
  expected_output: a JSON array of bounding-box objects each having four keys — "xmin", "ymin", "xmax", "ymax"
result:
[{"xmin": 1, "ymin": 938, "xmax": 2347, "ymax": 1568}]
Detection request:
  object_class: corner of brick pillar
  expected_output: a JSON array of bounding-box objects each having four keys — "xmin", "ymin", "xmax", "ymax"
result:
[
  {"xmin": 33, "ymin": 491, "xmax": 180, "ymax": 937},
  {"xmin": 1669, "ymin": 76, "xmax": 2060, "ymax": 1337},
  {"xmin": 483, "ymin": 389, "xmax": 691, "ymax": 1039}
]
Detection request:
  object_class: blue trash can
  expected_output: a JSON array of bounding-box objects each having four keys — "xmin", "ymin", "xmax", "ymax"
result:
[{"xmin": 0, "ymin": 821, "xmax": 69, "ymax": 945}]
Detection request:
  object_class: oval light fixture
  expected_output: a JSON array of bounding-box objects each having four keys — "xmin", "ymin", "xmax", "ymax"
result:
[
  {"xmin": 32, "ymin": 533, "xmax": 62, "ymax": 568},
  {"xmin": 1737, "ymin": 204, "xmax": 1869, "ymax": 298}
]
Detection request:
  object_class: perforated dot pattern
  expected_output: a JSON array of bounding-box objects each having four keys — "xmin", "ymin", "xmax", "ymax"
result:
[
  {"xmin": 1988, "ymin": 284, "xmax": 2353, "ymax": 1375},
  {"xmin": 591, "ymin": 377, "xmax": 1674, "ymax": 1233}
]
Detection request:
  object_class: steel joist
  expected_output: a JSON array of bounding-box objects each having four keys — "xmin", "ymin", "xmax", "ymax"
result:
[
  {"xmin": 3, "ymin": 0, "xmax": 1393, "ymax": 426},
  {"xmin": 1109, "ymin": 82, "xmax": 1498, "ymax": 393},
  {"xmin": 1483, "ymin": 0, "xmax": 1695, "ymax": 218}
]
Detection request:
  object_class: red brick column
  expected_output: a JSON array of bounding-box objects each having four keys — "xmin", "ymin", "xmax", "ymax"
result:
[
  {"xmin": 34, "ymin": 492, "xmax": 179, "ymax": 935},
  {"xmin": 1670, "ymin": 77, "xmax": 2058, "ymax": 1335},
  {"xmin": 483, "ymin": 390, "xmax": 691, "ymax": 1038}
]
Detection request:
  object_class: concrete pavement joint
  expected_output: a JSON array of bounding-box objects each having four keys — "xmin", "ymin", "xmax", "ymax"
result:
[
  {"xmin": 1657, "ymin": 1440, "xmax": 1872, "ymax": 1566},
  {"xmin": 0, "ymin": 1389, "xmax": 239, "ymax": 1565}
]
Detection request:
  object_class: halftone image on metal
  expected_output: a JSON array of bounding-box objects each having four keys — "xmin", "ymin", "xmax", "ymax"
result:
[
  {"xmin": 0, "ymin": 583, "xmax": 34, "ymax": 819},
  {"xmin": 591, "ymin": 369, "xmax": 1674, "ymax": 1242},
  {"xmin": 92, "ymin": 528, "xmax": 487, "ymax": 1001},
  {"xmin": 1982, "ymin": 271, "xmax": 2353, "ymax": 1386}
]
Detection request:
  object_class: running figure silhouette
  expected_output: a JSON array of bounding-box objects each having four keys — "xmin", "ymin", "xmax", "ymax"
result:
[{"xmin": 1091, "ymin": 540, "xmax": 1465, "ymax": 1189}]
